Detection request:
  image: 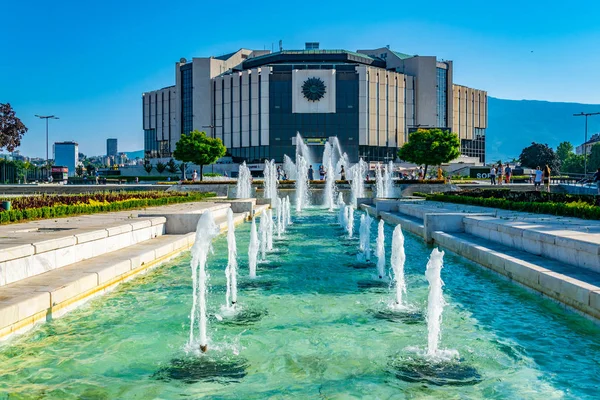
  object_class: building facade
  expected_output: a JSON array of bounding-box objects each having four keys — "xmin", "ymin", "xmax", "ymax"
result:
[
  {"xmin": 107, "ymin": 138, "xmax": 118, "ymax": 157},
  {"xmin": 143, "ymin": 45, "xmax": 487, "ymax": 163},
  {"xmin": 53, "ymin": 141, "xmax": 78, "ymax": 177}
]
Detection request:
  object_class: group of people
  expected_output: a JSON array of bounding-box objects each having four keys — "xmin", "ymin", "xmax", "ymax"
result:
[
  {"xmin": 532, "ymin": 165, "xmax": 552, "ymax": 192},
  {"xmin": 274, "ymin": 164, "xmax": 347, "ymax": 181},
  {"xmin": 489, "ymin": 163, "xmax": 513, "ymax": 185}
]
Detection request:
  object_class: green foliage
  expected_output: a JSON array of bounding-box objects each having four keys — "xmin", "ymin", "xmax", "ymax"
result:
[
  {"xmin": 143, "ymin": 163, "xmax": 153, "ymax": 174},
  {"xmin": 561, "ymin": 154, "xmax": 585, "ymax": 174},
  {"xmin": 0, "ymin": 103, "xmax": 28, "ymax": 152},
  {"xmin": 167, "ymin": 159, "xmax": 178, "ymax": 174},
  {"xmin": 156, "ymin": 161, "xmax": 167, "ymax": 174},
  {"xmin": 173, "ymin": 130, "xmax": 226, "ymax": 180},
  {"xmin": 423, "ymin": 190, "xmax": 600, "ymax": 219},
  {"xmin": 0, "ymin": 192, "xmax": 216, "ymax": 224},
  {"xmin": 76, "ymin": 165, "xmax": 84, "ymax": 177},
  {"xmin": 519, "ymin": 142, "xmax": 560, "ymax": 172},
  {"xmin": 398, "ymin": 128, "xmax": 460, "ymax": 176},
  {"xmin": 556, "ymin": 141, "xmax": 574, "ymax": 163},
  {"xmin": 587, "ymin": 143, "xmax": 600, "ymax": 172}
]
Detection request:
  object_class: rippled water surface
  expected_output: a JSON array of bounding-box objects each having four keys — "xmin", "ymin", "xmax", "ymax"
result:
[{"xmin": 1, "ymin": 208, "xmax": 599, "ymax": 399}]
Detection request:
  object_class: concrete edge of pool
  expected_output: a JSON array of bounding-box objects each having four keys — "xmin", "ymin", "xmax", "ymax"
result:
[
  {"xmin": 0, "ymin": 200, "xmax": 270, "ymax": 342},
  {"xmin": 364, "ymin": 199, "xmax": 600, "ymax": 322}
]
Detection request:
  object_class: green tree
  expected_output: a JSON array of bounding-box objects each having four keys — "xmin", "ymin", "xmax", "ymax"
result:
[
  {"xmin": 519, "ymin": 142, "xmax": 560, "ymax": 172},
  {"xmin": 587, "ymin": 143, "xmax": 600, "ymax": 172},
  {"xmin": 76, "ymin": 165, "xmax": 84, "ymax": 177},
  {"xmin": 561, "ymin": 154, "xmax": 585, "ymax": 174},
  {"xmin": 166, "ymin": 158, "xmax": 178, "ymax": 174},
  {"xmin": 0, "ymin": 103, "xmax": 28, "ymax": 152},
  {"xmin": 556, "ymin": 141, "xmax": 574, "ymax": 164},
  {"xmin": 143, "ymin": 163, "xmax": 153, "ymax": 174},
  {"xmin": 156, "ymin": 161, "xmax": 166, "ymax": 174},
  {"xmin": 173, "ymin": 130, "xmax": 226, "ymax": 181},
  {"xmin": 397, "ymin": 128, "xmax": 460, "ymax": 176},
  {"xmin": 86, "ymin": 164, "xmax": 95, "ymax": 175}
]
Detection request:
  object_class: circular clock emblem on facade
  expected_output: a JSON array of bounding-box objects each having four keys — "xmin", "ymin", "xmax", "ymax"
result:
[{"xmin": 301, "ymin": 77, "xmax": 326, "ymax": 102}]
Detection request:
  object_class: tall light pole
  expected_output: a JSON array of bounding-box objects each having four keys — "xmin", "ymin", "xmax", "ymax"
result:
[
  {"xmin": 573, "ymin": 112, "xmax": 600, "ymax": 176},
  {"xmin": 35, "ymin": 115, "xmax": 59, "ymax": 178}
]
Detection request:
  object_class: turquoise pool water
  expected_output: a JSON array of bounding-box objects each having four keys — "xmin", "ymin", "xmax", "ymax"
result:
[{"xmin": 1, "ymin": 208, "xmax": 599, "ymax": 399}]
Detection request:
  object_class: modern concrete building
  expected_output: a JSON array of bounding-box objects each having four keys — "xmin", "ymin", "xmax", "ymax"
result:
[
  {"xmin": 53, "ymin": 141, "xmax": 78, "ymax": 177},
  {"xmin": 576, "ymin": 133, "xmax": 600, "ymax": 155},
  {"xmin": 143, "ymin": 44, "xmax": 488, "ymax": 163},
  {"xmin": 107, "ymin": 138, "xmax": 118, "ymax": 157}
]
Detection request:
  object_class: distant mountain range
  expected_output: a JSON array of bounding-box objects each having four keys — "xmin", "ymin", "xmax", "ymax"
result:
[{"xmin": 487, "ymin": 97, "xmax": 600, "ymax": 162}]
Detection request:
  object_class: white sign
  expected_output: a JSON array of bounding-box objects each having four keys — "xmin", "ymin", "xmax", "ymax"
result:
[{"xmin": 292, "ymin": 69, "xmax": 336, "ymax": 114}]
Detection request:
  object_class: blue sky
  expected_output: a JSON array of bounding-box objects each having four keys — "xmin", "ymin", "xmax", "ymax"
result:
[{"xmin": 2, "ymin": 0, "xmax": 600, "ymax": 158}]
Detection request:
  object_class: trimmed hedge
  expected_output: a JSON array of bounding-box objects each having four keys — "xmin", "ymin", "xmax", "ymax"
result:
[
  {"xmin": 0, "ymin": 192, "xmax": 216, "ymax": 224},
  {"xmin": 424, "ymin": 193, "xmax": 600, "ymax": 220}
]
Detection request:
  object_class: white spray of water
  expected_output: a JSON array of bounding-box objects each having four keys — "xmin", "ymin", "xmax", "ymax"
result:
[
  {"xmin": 286, "ymin": 195, "xmax": 292, "ymax": 225},
  {"xmin": 259, "ymin": 213, "xmax": 267, "ymax": 261},
  {"xmin": 276, "ymin": 197, "xmax": 283, "ymax": 237},
  {"xmin": 347, "ymin": 206, "xmax": 354, "ymax": 238},
  {"xmin": 188, "ymin": 211, "xmax": 220, "ymax": 352},
  {"xmin": 263, "ymin": 160, "xmax": 278, "ymax": 200},
  {"xmin": 225, "ymin": 209, "xmax": 238, "ymax": 308},
  {"xmin": 322, "ymin": 141, "xmax": 337, "ymax": 211},
  {"xmin": 236, "ymin": 162, "xmax": 252, "ymax": 199},
  {"xmin": 426, "ymin": 248, "xmax": 447, "ymax": 357},
  {"xmin": 283, "ymin": 155, "xmax": 297, "ymax": 180},
  {"xmin": 349, "ymin": 158, "xmax": 367, "ymax": 206},
  {"xmin": 266, "ymin": 209, "xmax": 274, "ymax": 251},
  {"xmin": 375, "ymin": 163, "xmax": 384, "ymax": 198},
  {"xmin": 295, "ymin": 132, "xmax": 314, "ymax": 168},
  {"xmin": 384, "ymin": 161, "xmax": 395, "ymax": 198},
  {"xmin": 248, "ymin": 217, "xmax": 259, "ymax": 279},
  {"xmin": 376, "ymin": 219, "xmax": 385, "ymax": 279},
  {"xmin": 338, "ymin": 195, "xmax": 347, "ymax": 226},
  {"xmin": 335, "ymin": 152, "xmax": 350, "ymax": 181},
  {"xmin": 295, "ymin": 155, "xmax": 310, "ymax": 212},
  {"xmin": 391, "ymin": 224, "xmax": 407, "ymax": 306},
  {"xmin": 359, "ymin": 214, "xmax": 372, "ymax": 261}
]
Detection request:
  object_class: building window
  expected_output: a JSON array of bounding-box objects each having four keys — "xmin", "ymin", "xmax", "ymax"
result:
[
  {"xmin": 436, "ymin": 67, "xmax": 448, "ymax": 128},
  {"xmin": 181, "ymin": 64, "xmax": 193, "ymax": 135}
]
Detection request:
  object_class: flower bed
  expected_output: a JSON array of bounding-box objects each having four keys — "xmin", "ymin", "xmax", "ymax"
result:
[
  {"xmin": 421, "ymin": 189, "xmax": 600, "ymax": 220},
  {"xmin": 0, "ymin": 191, "xmax": 216, "ymax": 224}
]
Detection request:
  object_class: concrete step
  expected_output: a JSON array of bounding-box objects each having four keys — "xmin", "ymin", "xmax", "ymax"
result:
[
  {"xmin": 432, "ymin": 231, "xmax": 600, "ymax": 320},
  {"xmin": 0, "ymin": 210, "xmax": 251, "ymax": 341},
  {"xmin": 379, "ymin": 211, "xmax": 425, "ymax": 237}
]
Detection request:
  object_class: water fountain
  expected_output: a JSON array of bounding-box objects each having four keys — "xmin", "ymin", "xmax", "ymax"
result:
[
  {"xmin": 259, "ymin": 214, "xmax": 267, "ymax": 261},
  {"xmin": 263, "ymin": 160, "xmax": 278, "ymax": 200},
  {"xmin": 358, "ymin": 214, "xmax": 372, "ymax": 261},
  {"xmin": 384, "ymin": 161, "xmax": 395, "ymax": 198},
  {"xmin": 376, "ymin": 219, "xmax": 385, "ymax": 279},
  {"xmin": 276, "ymin": 197, "xmax": 283, "ymax": 237},
  {"xmin": 224, "ymin": 209, "xmax": 238, "ymax": 308},
  {"xmin": 346, "ymin": 206, "xmax": 354, "ymax": 238},
  {"xmin": 295, "ymin": 155, "xmax": 310, "ymax": 212},
  {"xmin": 390, "ymin": 248, "xmax": 480, "ymax": 386},
  {"xmin": 286, "ymin": 195, "xmax": 292, "ymax": 225},
  {"xmin": 266, "ymin": 209, "xmax": 274, "ymax": 251},
  {"xmin": 349, "ymin": 158, "xmax": 367, "ymax": 206},
  {"xmin": 391, "ymin": 224, "xmax": 407, "ymax": 307},
  {"xmin": 236, "ymin": 162, "xmax": 252, "ymax": 199},
  {"xmin": 375, "ymin": 163, "xmax": 384, "ymax": 198},
  {"xmin": 294, "ymin": 132, "xmax": 314, "ymax": 168},
  {"xmin": 338, "ymin": 196, "xmax": 347, "ymax": 227},
  {"xmin": 248, "ymin": 217, "xmax": 259, "ymax": 279},
  {"xmin": 188, "ymin": 211, "xmax": 220, "ymax": 353},
  {"xmin": 322, "ymin": 141, "xmax": 337, "ymax": 211},
  {"xmin": 282, "ymin": 155, "xmax": 297, "ymax": 180}
]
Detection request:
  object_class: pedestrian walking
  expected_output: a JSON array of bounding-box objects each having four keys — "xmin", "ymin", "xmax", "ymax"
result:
[
  {"xmin": 489, "ymin": 166, "xmax": 497, "ymax": 185},
  {"xmin": 543, "ymin": 165, "xmax": 551, "ymax": 192},
  {"xmin": 498, "ymin": 163, "xmax": 504, "ymax": 186},
  {"xmin": 319, "ymin": 165, "xmax": 325, "ymax": 180},
  {"xmin": 534, "ymin": 166, "xmax": 543, "ymax": 191},
  {"xmin": 505, "ymin": 164, "xmax": 512, "ymax": 184},
  {"xmin": 340, "ymin": 165, "xmax": 346, "ymax": 181},
  {"xmin": 308, "ymin": 165, "xmax": 314, "ymax": 181}
]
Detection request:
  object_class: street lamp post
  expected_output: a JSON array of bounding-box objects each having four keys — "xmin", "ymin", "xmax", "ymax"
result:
[
  {"xmin": 573, "ymin": 112, "xmax": 600, "ymax": 176},
  {"xmin": 35, "ymin": 115, "xmax": 59, "ymax": 180}
]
